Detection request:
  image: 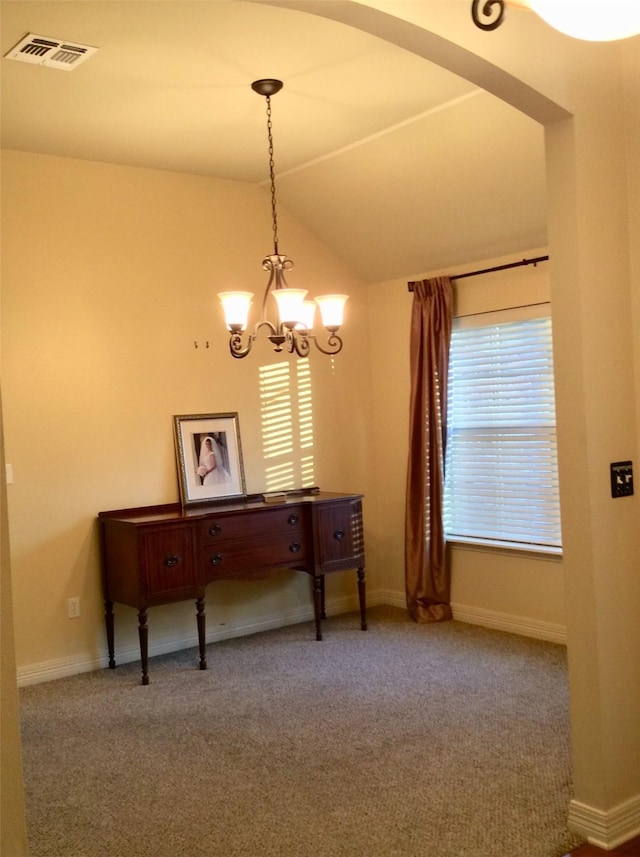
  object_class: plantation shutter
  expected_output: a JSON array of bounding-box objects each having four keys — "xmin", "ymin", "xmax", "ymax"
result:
[{"xmin": 443, "ymin": 314, "xmax": 562, "ymax": 550}]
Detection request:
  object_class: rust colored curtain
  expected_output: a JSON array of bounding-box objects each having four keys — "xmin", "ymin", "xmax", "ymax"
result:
[{"xmin": 405, "ymin": 277, "xmax": 453, "ymax": 623}]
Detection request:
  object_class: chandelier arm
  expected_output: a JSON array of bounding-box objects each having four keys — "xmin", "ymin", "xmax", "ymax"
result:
[
  {"xmin": 471, "ymin": 0, "xmax": 506, "ymax": 30},
  {"xmin": 287, "ymin": 331, "xmax": 311, "ymax": 358},
  {"xmin": 229, "ymin": 316, "xmax": 284, "ymax": 359},
  {"xmin": 310, "ymin": 333, "xmax": 343, "ymax": 356},
  {"xmin": 261, "ymin": 321, "xmax": 286, "ymax": 351},
  {"xmin": 255, "ymin": 319, "xmax": 279, "ymax": 337},
  {"xmin": 229, "ymin": 332, "xmax": 254, "ymax": 359}
]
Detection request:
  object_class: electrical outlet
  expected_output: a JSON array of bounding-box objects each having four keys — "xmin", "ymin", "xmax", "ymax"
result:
[
  {"xmin": 610, "ymin": 461, "xmax": 634, "ymax": 498},
  {"xmin": 68, "ymin": 597, "xmax": 80, "ymax": 618}
]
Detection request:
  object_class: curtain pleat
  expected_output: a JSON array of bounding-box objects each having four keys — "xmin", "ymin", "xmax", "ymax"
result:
[{"xmin": 405, "ymin": 277, "xmax": 453, "ymax": 623}]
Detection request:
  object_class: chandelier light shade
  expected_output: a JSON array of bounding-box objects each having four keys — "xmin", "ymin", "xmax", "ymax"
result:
[
  {"xmin": 315, "ymin": 294, "xmax": 350, "ymax": 329},
  {"xmin": 218, "ymin": 291, "xmax": 253, "ymax": 331},
  {"xmin": 271, "ymin": 288, "xmax": 308, "ymax": 327},
  {"xmin": 528, "ymin": 0, "xmax": 640, "ymax": 41},
  {"xmin": 471, "ymin": 0, "xmax": 640, "ymax": 40},
  {"xmin": 298, "ymin": 301, "xmax": 317, "ymax": 331},
  {"xmin": 217, "ymin": 79, "xmax": 348, "ymax": 359}
]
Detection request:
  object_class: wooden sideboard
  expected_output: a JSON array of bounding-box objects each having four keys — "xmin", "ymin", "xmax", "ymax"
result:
[{"xmin": 98, "ymin": 491, "xmax": 366, "ymax": 684}]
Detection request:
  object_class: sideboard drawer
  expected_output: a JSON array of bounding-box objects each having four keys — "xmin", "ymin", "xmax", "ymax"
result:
[
  {"xmin": 200, "ymin": 505, "xmax": 305, "ymax": 544},
  {"xmin": 201, "ymin": 533, "xmax": 308, "ymax": 579}
]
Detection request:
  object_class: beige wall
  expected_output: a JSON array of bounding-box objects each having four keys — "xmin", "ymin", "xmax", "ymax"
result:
[
  {"xmin": 543, "ymin": 43, "xmax": 640, "ymax": 819},
  {"xmin": 1, "ymin": 150, "xmax": 376, "ymax": 676}
]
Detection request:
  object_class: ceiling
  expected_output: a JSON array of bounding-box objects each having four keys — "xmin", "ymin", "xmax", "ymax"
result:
[{"xmin": 0, "ymin": 0, "xmax": 547, "ymax": 283}]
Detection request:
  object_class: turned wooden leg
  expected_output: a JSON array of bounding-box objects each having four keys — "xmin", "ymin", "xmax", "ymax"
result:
[
  {"xmin": 196, "ymin": 598, "xmax": 207, "ymax": 670},
  {"xmin": 320, "ymin": 574, "xmax": 326, "ymax": 620},
  {"xmin": 357, "ymin": 568, "xmax": 367, "ymax": 631},
  {"xmin": 312, "ymin": 577, "xmax": 323, "ymax": 641},
  {"xmin": 137, "ymin": 609, "xmax": 149, "ymax": 686},
  {"xmin": 105, "ymin": 599, "xmax": 116, "ymax": 669}
]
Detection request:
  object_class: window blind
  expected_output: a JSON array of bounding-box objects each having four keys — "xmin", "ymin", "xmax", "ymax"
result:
[{"xmin": 443, "ymin": 315, "xmax": 562, "ymax": 549}]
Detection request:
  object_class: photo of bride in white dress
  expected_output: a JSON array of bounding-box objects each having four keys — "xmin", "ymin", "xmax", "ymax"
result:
[
  {"xmin": 174, "ymin": 413, "xmax": 246, "ymax": 505},
  {"xmin": 196, "ymin": 435, "xmax": 231, "ymax": 485}
]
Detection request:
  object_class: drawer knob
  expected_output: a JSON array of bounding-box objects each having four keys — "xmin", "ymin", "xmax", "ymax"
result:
[
  {"xmin": 334, "ymin": 530, "xmax": 345, "ymax": 541},
  {"xmin": 208, "ymin": 524, "xmax": 222, "ymax": 537},
  {"xmin": 289, "ymin": 542, "xmax": 301, "ymax": 553},
  {"xmin": 287, "ymin": 514, "xmax": 299, "ymax": 526},
  {"xmin": 164, "ymin": 554, "xmax": 180, "ymax": 567},
  {"xmin": 209, "ymin": 553, "xmax": 223, "ymax": 566}
]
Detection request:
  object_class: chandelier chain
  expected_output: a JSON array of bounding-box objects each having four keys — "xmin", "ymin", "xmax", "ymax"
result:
[{"xmin": 266, "ymin": 95, "xmax": 279, "ymax": 256}]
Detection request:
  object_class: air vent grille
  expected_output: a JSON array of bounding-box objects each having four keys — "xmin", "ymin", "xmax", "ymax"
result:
[{"xmin": 4, "ymin": 33, "xmax": 98, "ymax": 70}]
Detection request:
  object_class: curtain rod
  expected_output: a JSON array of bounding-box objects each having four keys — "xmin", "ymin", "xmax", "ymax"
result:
[
  {"xmin": 407, "ymin": 255, "xmax": 549, "ymax": 291},
  {"xmin": 456, "ymin": 300, "xmax": 550, "ymax": 320}
]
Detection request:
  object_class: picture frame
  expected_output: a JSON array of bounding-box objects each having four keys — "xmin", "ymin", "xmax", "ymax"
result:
[{"xmin": 173, "ymin": 412, "xmax": 247, "ymax": 506}]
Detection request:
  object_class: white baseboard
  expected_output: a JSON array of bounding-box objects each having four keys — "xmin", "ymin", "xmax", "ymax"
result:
[
  {"xmin": 16, "ymin": 591, "xmax": 371, "ymax": 687},
  {"xmin": 450, "ymin": 601, "xmax": 567, "ymax": 644},
  {"xmin": 379, "ymin": 589, "xmax": 567, "ymax": 644},
  {"xmin": 569, "ymin": 794, "xmax": 640, "ymax": 850},
  {"xmin": 376, "ymin": 588, "xmax": 406, "ymax": 609},
  {"xmin": 16, "ymin": 589, "xmax": 563, "ymax": 686}
]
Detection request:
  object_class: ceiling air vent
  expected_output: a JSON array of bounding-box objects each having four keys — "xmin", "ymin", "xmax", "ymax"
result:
[{"xmin": 4, "ymin": 33, "xmax": 98, "ymax": 71}]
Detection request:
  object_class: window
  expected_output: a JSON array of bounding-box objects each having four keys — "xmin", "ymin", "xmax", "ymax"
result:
[{"xmin": 443, "ymin": 310, "xmax": 562, "ymax": 551}]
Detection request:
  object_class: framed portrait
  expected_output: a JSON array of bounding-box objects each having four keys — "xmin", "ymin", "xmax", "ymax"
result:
[{"xmin": 173, "ymin": 413, "xmax": 247, "ymax": 506}]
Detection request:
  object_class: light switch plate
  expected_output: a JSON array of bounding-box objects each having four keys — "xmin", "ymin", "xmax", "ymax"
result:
[{"xmin": 610, "ymin": 461, "xmax": 633, "ymax": 498}]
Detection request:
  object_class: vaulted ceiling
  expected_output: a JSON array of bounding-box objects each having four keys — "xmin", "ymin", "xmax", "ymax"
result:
[{"xmin": 0, "ymin": 0, "xmax": 547, "ymax": 283}]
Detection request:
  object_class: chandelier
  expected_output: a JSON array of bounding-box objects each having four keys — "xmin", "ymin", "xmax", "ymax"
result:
[
  {"xmin": 218, "ymin": 79, "xmax": 348, "ymax": 359},
  {"xmin": 471, "ymin": 0, "xmax": 640, "ymax": 41}
]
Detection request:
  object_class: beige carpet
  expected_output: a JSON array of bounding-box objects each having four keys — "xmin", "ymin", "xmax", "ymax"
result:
[{"xmin": 19, "ymin": 605, "xmax": 584, "ymax": 856}]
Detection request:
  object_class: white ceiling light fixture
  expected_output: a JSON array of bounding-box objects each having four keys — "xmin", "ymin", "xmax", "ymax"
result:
[
  {"xmin": 471, "ymin": 1, "xmax": 640, "ymax": 41},
  {"xmin": 218, "ymin": 80, "xmax": 348, "ymax": 359},
  {"xmin": 528, "ymin": 0, "xmax": 640, "ymax": 41}
]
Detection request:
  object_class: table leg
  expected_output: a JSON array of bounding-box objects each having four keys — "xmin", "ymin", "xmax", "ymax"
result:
[
  {"xmin": 357, "ymin": 568, "xmax": 367, "ymax": 631},
  {"xmin": 105, "ymin": 599, "xmax": 116, "ymax": 669},
  {"xmin": 320, "ymin": 575, "xmax": 326, "ymax": 620},
  {"xmin": 137, "ymin": 609, "xmax": 149, "ymax": 686},
  {"xmin": 313, "ymin": 576, "xmax": 323, "ymax": 641},
  {"xmin": 196, "ymin": 597, "xmax": 207, "ymax": 670}
]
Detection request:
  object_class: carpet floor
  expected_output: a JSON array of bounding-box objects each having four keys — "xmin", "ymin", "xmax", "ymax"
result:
[{"xmin": 19, "ymin": 605, "xmax": 584, "ymax": 856}]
